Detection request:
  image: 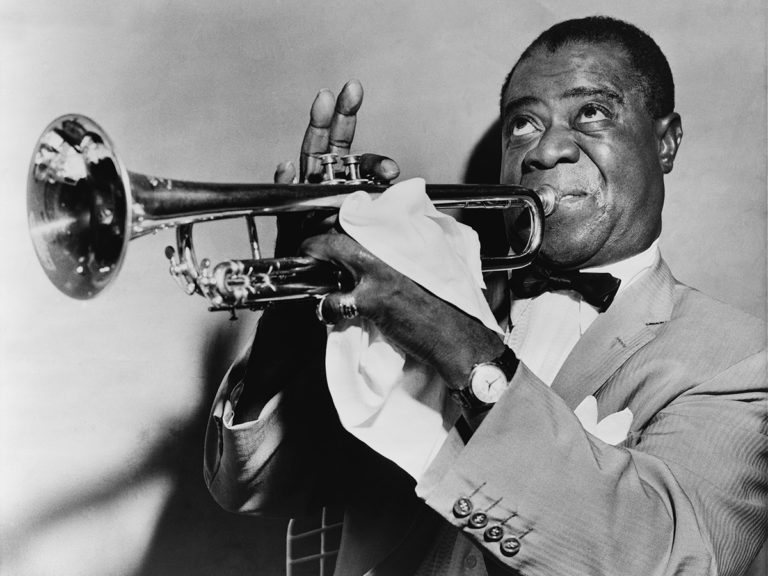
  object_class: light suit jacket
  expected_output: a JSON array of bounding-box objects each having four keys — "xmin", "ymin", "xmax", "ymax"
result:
[{"xmin": 204, "ymin": 259, "xmax": 768, "ymax": 576}]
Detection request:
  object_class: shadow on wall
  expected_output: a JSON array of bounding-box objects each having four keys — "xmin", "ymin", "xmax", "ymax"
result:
[{"xmin": 5, "ymin": 315, "xmax": 286, "ymax": 576}]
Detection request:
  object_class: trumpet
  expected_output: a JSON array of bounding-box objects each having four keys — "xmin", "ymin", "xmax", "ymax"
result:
[{"xmin": 28, "ymin": 114, "xmax": 556, "ymax": 312}]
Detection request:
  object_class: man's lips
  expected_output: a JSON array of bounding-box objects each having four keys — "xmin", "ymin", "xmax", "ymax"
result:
[
  {"xmin": 560, "ymin": 191, "xmax": 588, "ymax": 201},
  {"xmin": 532, "ymin": 183, "xmax": 590, "ymax": 207}
]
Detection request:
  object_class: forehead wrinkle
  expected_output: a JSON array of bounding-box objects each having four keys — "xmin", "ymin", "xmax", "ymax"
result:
[{"xmin": 503, "ymin": 44, "xmax": 637, "ymax": 112}]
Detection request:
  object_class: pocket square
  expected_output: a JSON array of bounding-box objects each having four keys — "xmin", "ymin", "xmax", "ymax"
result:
[{"xmin": 574, "ymin": 395, "xmax": 633, "ymax": 445}]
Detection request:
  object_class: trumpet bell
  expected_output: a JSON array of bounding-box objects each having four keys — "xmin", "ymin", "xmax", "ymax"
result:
[{"xmin": 27, "ymin": 115, "xmax": 132, "ymax": 299}]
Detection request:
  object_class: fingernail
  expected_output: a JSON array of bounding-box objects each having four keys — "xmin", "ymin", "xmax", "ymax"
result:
[
  {"xmin": 285, "ymin": 161, "xmax": 298, "ymax": 183},
  {"xmin": 314, "ymin": 89, "xmax": 333, "ymax": 102}
]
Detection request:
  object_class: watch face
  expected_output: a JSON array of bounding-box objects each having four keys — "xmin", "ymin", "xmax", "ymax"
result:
[{"xmin": 470, "ymin": 363, "xmax": 509, "ymax": 404}]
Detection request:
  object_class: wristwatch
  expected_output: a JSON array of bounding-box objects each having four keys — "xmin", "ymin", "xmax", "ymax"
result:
[{"xmin": 448, "ymin": 346, "xmax": 519, "ymax": 410}]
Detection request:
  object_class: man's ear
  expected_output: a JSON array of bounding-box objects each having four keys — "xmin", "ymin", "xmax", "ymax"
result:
[{"xmin": 655, "ymin": 113, "xmax": 683, "ymax": 174}]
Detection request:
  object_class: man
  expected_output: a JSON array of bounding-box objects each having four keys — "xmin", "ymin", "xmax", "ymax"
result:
[{"xmin": 204, "ymin": 16, "xmax": 767, "ymax": 576}]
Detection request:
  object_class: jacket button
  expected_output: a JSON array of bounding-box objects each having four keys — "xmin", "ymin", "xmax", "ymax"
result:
[
  {"xmin": 452, "ymin": 497, "xmax": 473, "ymax": 518},
  {"xmin": 500, "ymin": 536, "xmax": 521, "ymax": 557},
  {"xmin": 484, "ymin": 525, "xmax": 504, "ymax": 542},
  {"xmin": 468, "ymin": 512, "xmax": 489, "ymax": 529}
]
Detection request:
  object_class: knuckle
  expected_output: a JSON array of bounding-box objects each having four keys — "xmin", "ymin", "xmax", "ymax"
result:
[
  {"xmin": 304, "ymin": 127, "xmax": 330, "ymax": 141},
  {"xmin": 329, "ymin": 138, "xmax": 353, "ymax": 148}
]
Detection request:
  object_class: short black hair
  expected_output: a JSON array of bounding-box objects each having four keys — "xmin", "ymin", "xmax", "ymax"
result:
[{"xmin": 501, "ymin": 16, "xmax": 675, "ymax": 119}]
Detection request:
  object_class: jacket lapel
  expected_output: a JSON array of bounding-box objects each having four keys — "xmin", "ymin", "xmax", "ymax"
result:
[{"xmin": 550, "ymin": 258, "xmax": 676, "ymax": 410}]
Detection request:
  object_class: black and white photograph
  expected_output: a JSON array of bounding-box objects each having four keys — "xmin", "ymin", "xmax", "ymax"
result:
[{"xmin": 1, "ymin": 1, "xmax": 766, "ymax": 575}]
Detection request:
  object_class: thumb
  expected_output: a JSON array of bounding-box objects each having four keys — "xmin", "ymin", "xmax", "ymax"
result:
[
  {"xmin": 360, "ymin": 153, "xmax": 400, "ymax": 183},
  {"xmin": 274, "ymin": 160, "xmax": 297, "ymax": 184}
]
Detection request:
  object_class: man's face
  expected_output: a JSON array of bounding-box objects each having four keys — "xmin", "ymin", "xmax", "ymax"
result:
[{"xmin": 500, "ymin": 42, "xmax": 666, "ymax": 269}]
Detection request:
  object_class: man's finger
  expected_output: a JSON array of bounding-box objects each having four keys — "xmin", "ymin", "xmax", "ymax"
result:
[
  {"xmin": 328, "ymin": 79, "xmax": 363, "ymax": 157},
  {"xmin": 274, "ymin": 160, "xmax": 297, "ymax": 184},
  {"xmin": 300, "ymin": 89, "xmax": 336, "ymax": 181},
  {"xmin": 317, "ymin": 289, "xmax": 362, "ymax": 325},
  {"xmin": 359, "ymin": 153, "xmax": 400, "ymax": 183},
  {"xmin": 301, "ymin": 233, "xmax": 368, "ymax": 279}
]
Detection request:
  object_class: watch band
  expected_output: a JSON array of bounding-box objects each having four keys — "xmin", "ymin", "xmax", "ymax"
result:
[
  {"xmin": 448, "ymin": 346, "xmax": 519, "ymax": 410},
  {"xmin": 492, "ymin": 346, "xmax": 519, "ymax": 380},
  {"xmin": 448, "ymin": 385, "xmax": 492, "ymax": 411}
]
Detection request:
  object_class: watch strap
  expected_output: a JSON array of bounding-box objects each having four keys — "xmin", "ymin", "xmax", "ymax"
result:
[
  {"xmin": 494, "ymin": 346, "xmax": 519, "ymax": 380},
  {"xmin": 448, "ymin": 385, "xmax": 490, "ymax": 411}
]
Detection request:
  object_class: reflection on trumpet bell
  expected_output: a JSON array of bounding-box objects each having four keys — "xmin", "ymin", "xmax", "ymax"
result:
[
  {"xmin": 27, "ymin": 114, "xmax": 556, "ymax": 311},
  {"xmin": 28, "ymin": 115, "xmax": 130, "ymax": 299}
]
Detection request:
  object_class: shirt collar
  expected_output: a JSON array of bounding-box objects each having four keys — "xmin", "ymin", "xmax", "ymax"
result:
[{"xmin": 582, "ymin": 239, "xmax": 660, "ymax": 294}]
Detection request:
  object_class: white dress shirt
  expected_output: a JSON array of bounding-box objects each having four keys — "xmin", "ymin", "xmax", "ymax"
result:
[{"xmin": 507, "ymin": 240, "xmax": 660, "ymax": 385}]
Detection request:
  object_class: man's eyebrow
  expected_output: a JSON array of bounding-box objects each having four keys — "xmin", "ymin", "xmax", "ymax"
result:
[
  {"xmin": 561, "ymin": 86, "xmax": 624, "ymax": 103},
  {"xmin": 501, "ymin": 96, "xmax": 539, "ymax": 117}
]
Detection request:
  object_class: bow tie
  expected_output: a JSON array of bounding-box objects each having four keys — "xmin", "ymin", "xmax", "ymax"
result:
[{"xmin": 510, "ymin": 265, "xmax": 621, "ymax": 313}]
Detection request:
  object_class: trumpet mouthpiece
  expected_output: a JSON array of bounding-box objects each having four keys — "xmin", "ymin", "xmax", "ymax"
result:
[{"xmin": 535, "ymin": 186, "xmax": 557, "ymax": 216}]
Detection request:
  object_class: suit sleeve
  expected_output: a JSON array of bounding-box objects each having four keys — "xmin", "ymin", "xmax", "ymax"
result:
[
  {"xmin": 203, "ymin": 303, "xmax": 417, "ymax": 520},
  {"xmin": 203, "ymin": 302, "xmax": 354, "ymax": 517},
  {"xmin": 419, "ymin": 353, "xmax": 768, "ymax": 576}
]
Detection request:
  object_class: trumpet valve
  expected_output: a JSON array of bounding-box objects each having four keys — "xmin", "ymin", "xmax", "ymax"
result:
[
  {"xmin": 342, "ymin": 154, "xmax": 368, "ymax": 185},
  {"xmin": 319, "ymin": 153, "xmax": 345, "ymax": 185}
]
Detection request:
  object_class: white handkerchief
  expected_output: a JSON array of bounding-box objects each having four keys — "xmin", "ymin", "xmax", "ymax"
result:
[
  {"xmin": 574, "ymin": 395, "xmax": 633, "ymax": 445},
  {"xmin": 325, "ymin": 178, "xmax": 502, "ymax": 479},
  {"xmin": 338, "ymin": 178, "xmax": 502, "ymax": 333}
]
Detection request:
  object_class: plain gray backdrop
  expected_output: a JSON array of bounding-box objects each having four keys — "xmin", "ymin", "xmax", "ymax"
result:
[{"xmin": 1, "ymin": 1, "xmax": 765, "ymax": 575}]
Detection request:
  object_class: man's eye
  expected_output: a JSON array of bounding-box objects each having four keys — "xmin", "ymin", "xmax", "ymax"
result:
[
  {"xmin": 576, "ymin": 104, "xmax": 610, "ymax": 125},
  {"xmin": 510, "ymin": 117, "xmax": 537, "ymax": 136}
]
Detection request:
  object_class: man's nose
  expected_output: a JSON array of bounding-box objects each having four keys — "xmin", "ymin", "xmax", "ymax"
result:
[{"xmin": 523, "ymin": 127, "xmax": 579, "ymax": 170}]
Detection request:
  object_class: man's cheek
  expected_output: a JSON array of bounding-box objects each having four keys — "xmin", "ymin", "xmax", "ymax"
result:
[{"xmin": 500, "ymin": 150, "xmax": 526, "ymax": 183}]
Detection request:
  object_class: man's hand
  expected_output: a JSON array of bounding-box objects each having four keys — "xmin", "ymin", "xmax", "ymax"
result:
[
  {"xmin": 274, "ymin": 80, "xmax": 400, "ymax": 256},
  {"xmin": 302, "ymin": 232, "xmax": 506, "ymax": 390},
  {"xmin": 273, "ymin": 81, "xmax": 504, "ymax": 391}
]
